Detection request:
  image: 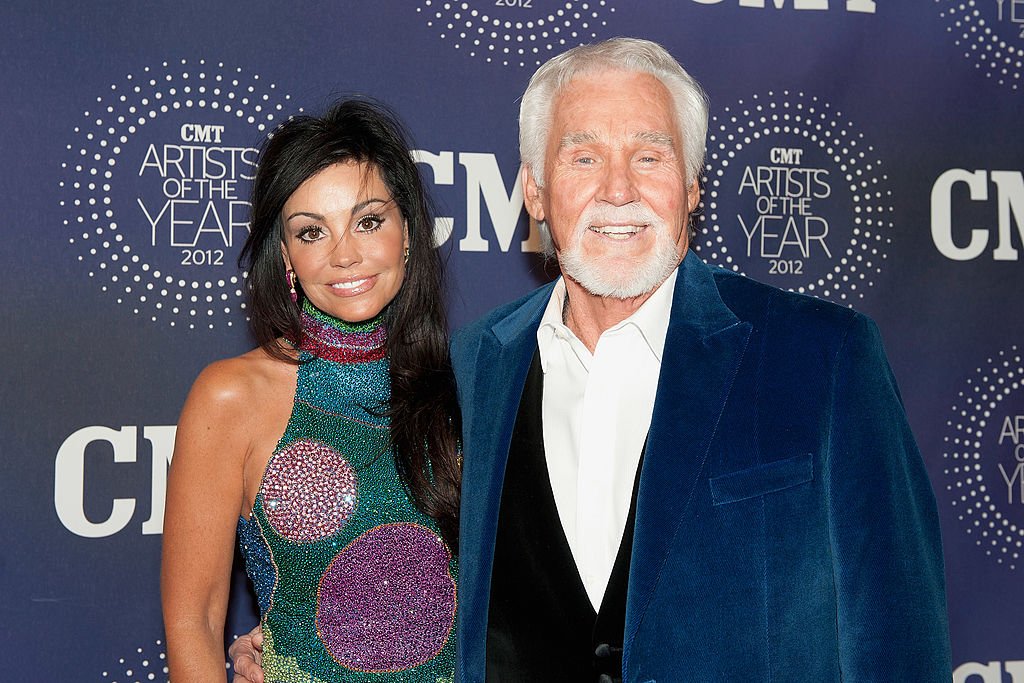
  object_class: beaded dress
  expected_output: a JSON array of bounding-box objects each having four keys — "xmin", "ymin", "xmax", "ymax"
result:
[{"xmin": 237, "ymin": 300, "xmax": 457, "ymax": 683}]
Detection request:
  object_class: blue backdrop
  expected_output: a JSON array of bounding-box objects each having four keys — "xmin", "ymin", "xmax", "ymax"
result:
[{"xmin": 1, "ymin": 1, "xmax": 1022, "ymax": 680}]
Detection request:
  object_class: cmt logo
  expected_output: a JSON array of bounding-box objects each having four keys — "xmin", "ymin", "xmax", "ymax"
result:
[
  {"xmin": 179, "ymin": 123, "xmax": 225, "ymax": 144},
  {"xmin": 769, "ymin": 147, "xmax": 806, "ymax": 165},
  {"xmin": 954, "ymin": 660, "xmax": 1024, "ymax": 682},
  {"xmin": 413, "ymin": 150, "xmax": 539, "ymax": 253},
  {"xmin": 54, "ymin": 425, "xmax": 174, "ymax": 538},
  {"xmin": 931, "ymin": 170, "xmax": 1024, "ymax": 260},
  {"xmin": 690, "ymin": 0, "xmax": 876, "ymax": 12}
]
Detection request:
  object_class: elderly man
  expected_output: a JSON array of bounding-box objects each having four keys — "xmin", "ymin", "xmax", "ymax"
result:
[
  {"xmin": 231, "ymin": 38, "xmax": 951, "ymax": 682},
  {"xmin": 450, "ymin": 38, "xmax": 951, "ymax": 682}
]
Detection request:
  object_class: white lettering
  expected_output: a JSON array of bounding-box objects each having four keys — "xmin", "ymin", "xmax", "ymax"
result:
[
  {"xmin": 54, "ymin": 426, "xmax": 137, "ymax": 538},
  {"xmin": 999, "ymin": 415, "xmax": 1024, "ymax": 445},
  {"xmin": 739, "ymin": 0, "xmax": 829, "ymax": 9},
  {"xmin": 931, "ymin": 169, "xmax": 1024, "ymax": 260},
  {"xmin": 954, "ymin": 660, "xmax": 1024, "ymax": 683},
  {"xmin": 180, "ymin": 123, "xmax": 225, "ymax": 144},
  {"xmin": 999, "ymin": 460, "xmax": 1024, "ymax": 504},
  {"xmin": 412, "ymin": 150, "xmax": 456, "ymax": 246},
  {"xmin": 846, "ymin": 0, "xmax": 875, "ymax": 11},
  {"xmin": 691, "ymin": 0, "xmax": 875, "ymax": 9},
  {"xmin": 138, "ymin": 197, "xmax": 171, "ymax": 246},
  {"xmin": 930, "ymin": 169, "xmax": 989, "ymax": 260},
  {"xmin": 770, "ymin": 147, "xmax": 804, "ymax": 165},
  {"xmin": 990, "ymin": 171, "xmax": 1024, "ymax": 260},
  {"xmin": 458, "ymin": 152, "xmax": 535, "ymax": 253},
  {"xmin": 55, "ymin": 425, "xmax": 178, "ymax": 537},
  {"xmin": 141, "ymin": 426, "xmax": 176, "ymax": 535}
]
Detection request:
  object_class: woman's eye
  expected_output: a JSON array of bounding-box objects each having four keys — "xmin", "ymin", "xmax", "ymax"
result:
[
  {"xmin": 356, "ymin": 214, "xmax": 384, "ymax": 233},
  {"xmin": 297, "ymin": 225, "xmax": 325, "ymax": 242}
]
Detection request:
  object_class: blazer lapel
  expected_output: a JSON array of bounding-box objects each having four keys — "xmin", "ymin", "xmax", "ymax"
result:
[
  {"xmin": 458, "ymin": 284, "xmax": 552, "ymax": 682},
  {"xmin": 624, "ymin": 251, "xmax": 752, "ymax": 650}
]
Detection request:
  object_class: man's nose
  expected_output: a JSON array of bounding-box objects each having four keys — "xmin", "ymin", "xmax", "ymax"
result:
[{"xmin": 597, "ymin": 157, "xmax": 639, "ymax": 205}]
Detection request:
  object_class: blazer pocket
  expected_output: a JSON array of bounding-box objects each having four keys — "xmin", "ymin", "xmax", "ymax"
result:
[{"xmin": 709, "ymin": 453, "xmax": 814, "ymax": 506}]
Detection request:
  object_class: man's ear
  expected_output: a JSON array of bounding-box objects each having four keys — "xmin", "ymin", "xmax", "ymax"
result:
[
  {"xmin": 686, "ymin": 176, "xmax": 701, "ymax": 215},
  {"xmin": 522, "ymin": 164, "xmax": 546, "ymax": 223}
]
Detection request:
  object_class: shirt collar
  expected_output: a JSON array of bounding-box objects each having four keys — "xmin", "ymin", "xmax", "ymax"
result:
[
  {"xmin": 537, "ymin": 277, "xmax": 575, "ymax": 373},
  {"xmin": 621, "ymin": 266, "xmax": 676, "ymax": 363},
  {"xmin": 536, "ymin": 267, "xmax": 678, "ymax": 371}
]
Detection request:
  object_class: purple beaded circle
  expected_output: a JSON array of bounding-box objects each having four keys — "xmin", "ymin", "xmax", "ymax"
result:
[
  {"xmin": 261, "ymin": 439, "xmax": 357, "ymax": 542},
  {"xmin": 316, "ymin": 523, "xmax": 456, "ymax": 672}
]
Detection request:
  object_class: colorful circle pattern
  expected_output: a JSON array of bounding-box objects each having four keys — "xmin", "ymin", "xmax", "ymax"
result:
[
  {"xmin": 262, "ymin": 439, "xmax": 358, "ymax": 543},
  {"xmin": 316, "ymin": 523, "xmax": 457, "ymax": 672}
]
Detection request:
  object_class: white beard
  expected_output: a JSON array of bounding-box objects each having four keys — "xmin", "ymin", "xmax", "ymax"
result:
[{"xmin": 556, "ymin": 204, "xmax": 683, "ymax": 300}]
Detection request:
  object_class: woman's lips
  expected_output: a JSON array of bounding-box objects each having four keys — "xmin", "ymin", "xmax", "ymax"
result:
[{"xmin": 327, "ymin": 275, "xmax": 377, "ymax": 296}]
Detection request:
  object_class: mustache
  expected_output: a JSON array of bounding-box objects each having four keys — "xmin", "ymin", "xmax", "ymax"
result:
[{"xmin": 578, "ymin": 204, "xmax": 660, "ymax": 229}]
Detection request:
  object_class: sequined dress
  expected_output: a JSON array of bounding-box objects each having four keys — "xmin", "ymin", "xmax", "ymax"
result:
[{"xmin": 237, "ymin": 301, "xmax": 457, "ymax": 683}]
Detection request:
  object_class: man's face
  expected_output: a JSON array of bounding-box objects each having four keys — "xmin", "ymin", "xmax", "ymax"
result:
[{"xmin": 523, "ymin": 70, "xmax": 699, "ymax": 300}]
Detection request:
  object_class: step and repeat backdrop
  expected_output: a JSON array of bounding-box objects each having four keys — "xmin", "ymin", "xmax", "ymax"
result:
[{"xmin": 1, "ymin": 1, "xmax": 1022, "ymax": 680}]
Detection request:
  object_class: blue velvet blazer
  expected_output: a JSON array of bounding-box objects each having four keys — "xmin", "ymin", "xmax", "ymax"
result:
[{"xmin": 450, "ymin": 251, "xmax": 951, "ymax": 682}]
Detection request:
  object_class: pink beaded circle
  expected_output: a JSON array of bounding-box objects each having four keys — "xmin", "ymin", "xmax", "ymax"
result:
[
  {"xmin": 316, "ymin": 523, "xmax": 456, "ymax": 672},
  {"xmin": 261, "ymin": 439, "xmax": 357, "ymax": 542}
]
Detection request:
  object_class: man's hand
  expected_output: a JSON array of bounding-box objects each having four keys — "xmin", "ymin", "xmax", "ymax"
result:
[{"xmin": 228, "ymin": 626, "xmax": 264, "ymax": 683}]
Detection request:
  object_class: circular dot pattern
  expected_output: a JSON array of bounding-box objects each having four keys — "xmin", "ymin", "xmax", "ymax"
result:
[
  {"xmin": 262, "ymin": 439, "xmax": 358, "ymax": 543},
  {"xmin": 942, "ymin": 345, "xmax": 1024, "ymax": 570},
  {"xmin": 416, "ymin": 0, "xmax": 615, "ymax": 67},
  {"xmin": 100, "ymin": 638, "xmax": 171, "ymax": 682},
  {"xmin": 61, "ymin": 59, "xmax": 296, "ymax": 330},
  {"xmin": 697, "ymin": 90, "xmax": 893, "ymax": 305},
  {"xmin": 317, "ymin": 523, "xmax": 456, "ymax": 672},
  {"xmin": 936, "ymin": 0, "xmax": 1024, "ymax": 90}
]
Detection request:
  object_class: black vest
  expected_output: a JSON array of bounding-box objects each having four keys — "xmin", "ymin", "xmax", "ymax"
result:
[{"xmin": 486, "ymin": 352, "xmax": 642, "ymax": 683}]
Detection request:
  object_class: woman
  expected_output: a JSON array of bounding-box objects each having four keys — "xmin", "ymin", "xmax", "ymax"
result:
[{"xmin": 161, "ymin": 100, "xmax": 461, "ymax": 682}]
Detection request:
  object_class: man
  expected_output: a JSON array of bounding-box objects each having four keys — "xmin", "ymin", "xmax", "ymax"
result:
[
  {"xmin": 232, "ymin": 38, "xmax": 951, "ymax": 682},
  {"xmin": 450, "ymin": 38, "xmax": 950, "ymax": 682}
]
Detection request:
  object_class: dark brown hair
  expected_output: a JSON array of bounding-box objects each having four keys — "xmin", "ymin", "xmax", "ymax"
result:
[{"xmin": 239, "ymin": 99, "xmax": 461, "ymax": 548}]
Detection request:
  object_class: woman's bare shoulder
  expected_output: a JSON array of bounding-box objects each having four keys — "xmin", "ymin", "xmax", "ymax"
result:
[{"xmin": 185, "ymin": 344, "xmax": 296, "ymax": 418}]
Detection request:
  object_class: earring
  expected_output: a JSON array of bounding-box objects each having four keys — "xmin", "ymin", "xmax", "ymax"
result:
[
  {"xmin": 287, "ymin": 269, "xmax": 298, "ymax": 303},
  {"xmin": 404, "ymin": 246, "xmax": 410, "ymax": 264}
]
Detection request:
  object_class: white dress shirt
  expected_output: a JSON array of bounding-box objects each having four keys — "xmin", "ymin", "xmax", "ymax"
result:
[{"xmin": 536, "ymin": 269, "xmax": 676, "ymax": 609}]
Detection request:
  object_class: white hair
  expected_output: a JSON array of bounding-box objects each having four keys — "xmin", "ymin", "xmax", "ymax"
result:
[
  {"xmin": 519, "ymin": 37, "xmax": 709, "ymax": 189},
  {"xmin": 557, "ymin": 203, "xmax": 683, "ymax": 300}
]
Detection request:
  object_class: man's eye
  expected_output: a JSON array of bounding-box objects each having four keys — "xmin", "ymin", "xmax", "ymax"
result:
[
  {"xmin": 356, "ymin": 214, "xmax": 384, "ymax": 232},
  {"xmin": 574, "ymin": 156, "xmax": 595, "ymax": 165}
]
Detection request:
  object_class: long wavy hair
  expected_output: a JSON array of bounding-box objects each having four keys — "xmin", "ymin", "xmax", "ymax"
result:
[{"xmin": 239, "ymin": 99, "xmax": 461, "ymax": 548}]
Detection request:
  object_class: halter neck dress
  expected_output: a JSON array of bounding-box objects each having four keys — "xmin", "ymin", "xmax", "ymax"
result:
[{"xmin": 237, "ymin": 300, "xmax": 457, "ymax": 682}]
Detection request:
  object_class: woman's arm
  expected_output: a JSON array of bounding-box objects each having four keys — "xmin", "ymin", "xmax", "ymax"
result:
[{"xmin": 161, "ymin": 359, "xmax": 254, "ymax": 682}]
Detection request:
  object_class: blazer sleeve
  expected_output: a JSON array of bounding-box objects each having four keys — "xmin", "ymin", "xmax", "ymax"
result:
[{"xmin": 825, "ymin": 314, "xmax": 952, "ymax": 681}]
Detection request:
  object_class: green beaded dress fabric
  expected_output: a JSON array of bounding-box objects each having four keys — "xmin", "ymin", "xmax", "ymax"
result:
[{"xmin": 237, "ymin": 301, "xmax": 457, "ymax": 682}]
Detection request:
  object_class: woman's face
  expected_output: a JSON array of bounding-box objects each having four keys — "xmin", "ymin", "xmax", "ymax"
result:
[{"xmin": 281, "ymin": 161, "xmax": 408, "ymax": 323}]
